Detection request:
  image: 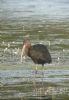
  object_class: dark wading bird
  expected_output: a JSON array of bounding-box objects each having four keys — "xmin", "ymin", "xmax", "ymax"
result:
[{"xmin": 21, "ymin": 38, "xmax": 52, "ymax": 69}]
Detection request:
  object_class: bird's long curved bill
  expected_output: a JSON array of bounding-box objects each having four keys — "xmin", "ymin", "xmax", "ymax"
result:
[{"xmin": 21, "ymin": 45, "xmax": 26, "ymax": 62}]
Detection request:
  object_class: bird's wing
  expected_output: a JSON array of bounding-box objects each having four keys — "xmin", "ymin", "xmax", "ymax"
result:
[{"xmin": 29, "ymin": 47, "xmax": 46, "ymax": 60}]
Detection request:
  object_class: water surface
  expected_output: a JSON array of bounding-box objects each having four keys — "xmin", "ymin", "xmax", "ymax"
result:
[{"xmin": 0, "ymin": 0, "xmax": 69, "ymax": 99}]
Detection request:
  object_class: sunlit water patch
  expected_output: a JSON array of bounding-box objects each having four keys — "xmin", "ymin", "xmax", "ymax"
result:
[{"xmin": 0, "ymin": 69, "xmax": 69, "ymax": 99}]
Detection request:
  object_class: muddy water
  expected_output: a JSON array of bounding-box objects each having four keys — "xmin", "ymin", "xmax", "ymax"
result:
[{"xmin": 0, "ymin": 0, "xmax": 69, "ymax": 100}]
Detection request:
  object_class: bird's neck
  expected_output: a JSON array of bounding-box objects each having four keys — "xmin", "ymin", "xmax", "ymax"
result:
[{"xmin": 25, "ymin": 44, "xmax": 31, "ymax": 56}]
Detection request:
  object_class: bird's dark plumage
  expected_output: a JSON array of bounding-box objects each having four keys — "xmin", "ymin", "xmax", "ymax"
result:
[
  {"xmin": 28, "ymin": 44, "xmax": 52, "ymax": 66},
  {"xmin": 21, "ymin": 39, "xmax": 52, "ymax": 66}
]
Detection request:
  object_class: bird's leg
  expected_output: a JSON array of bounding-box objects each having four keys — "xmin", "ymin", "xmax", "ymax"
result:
[
  {"xmin": 36, "ymin": 65, "xmax": 37, "ymax": 70},
  {"xmin": 32, "ymin": 64, "xmax": 38, "ymax": 95},
  {"xmin": 35, "ymin": 64, "xmax": 38, "ymax": 74},
  {"xmin": 41, "ymin": 64, "xmax": 44, "ymax": 76},
  {"xmin": 41, "ymin": 64, "xmax": 45, "ymax": 95}
]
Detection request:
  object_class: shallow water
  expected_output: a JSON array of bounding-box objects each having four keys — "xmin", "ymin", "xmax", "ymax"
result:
[{"xmin": 0, "ymin": 0, "xmax": 69, "ymax": 100}]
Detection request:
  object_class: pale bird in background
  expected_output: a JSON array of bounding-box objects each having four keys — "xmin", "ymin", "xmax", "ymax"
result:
[
  {"xmin": 8, "ymin": 43, "xmax": 10, "ymax": 48},
  {"xmin": 12, "ymin": 48, "xmax": 20, "ymax": 55},
  {"xmin": 4, "ymin": 47, "xmax": 8, "ymax": 53}
]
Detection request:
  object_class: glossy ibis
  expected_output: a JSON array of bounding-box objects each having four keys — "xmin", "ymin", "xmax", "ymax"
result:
[{"xmin": 21, "ymin": 38, "xmax": 52, "ymax": 66}]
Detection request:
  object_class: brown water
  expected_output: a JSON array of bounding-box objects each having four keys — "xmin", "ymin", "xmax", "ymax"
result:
[{"xmin": 0, "ymin": 0, "xmax": 69, "ymax": 100}]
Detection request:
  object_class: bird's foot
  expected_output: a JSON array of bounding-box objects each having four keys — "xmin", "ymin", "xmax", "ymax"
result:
[
  {"xmin": 35, "ymin": 70, "xmax": 38, "ymax": 74},
  {"xmin": 32, "ymin": 70, "xmax": 38, "ymax": 74}
]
